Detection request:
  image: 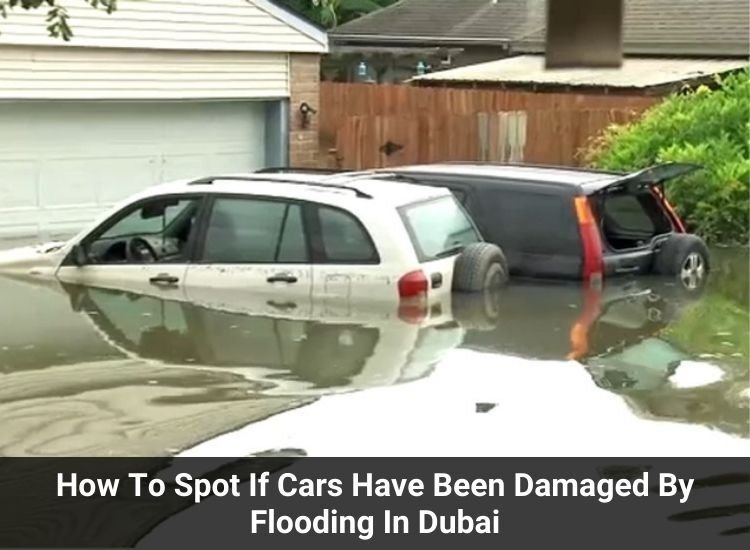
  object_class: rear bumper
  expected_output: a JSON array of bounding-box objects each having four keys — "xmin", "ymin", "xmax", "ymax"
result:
[{"xmin": 602, "ymin": 248, "xmax": 655, "ymax": 277}]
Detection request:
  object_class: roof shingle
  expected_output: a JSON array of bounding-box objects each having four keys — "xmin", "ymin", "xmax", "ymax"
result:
[{"xmin": 332, "ymin": 0, "xmax": 750, "ymax": 56}]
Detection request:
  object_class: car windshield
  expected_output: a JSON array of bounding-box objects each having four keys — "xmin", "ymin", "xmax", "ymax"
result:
[{"xmin": 399, "ymin": 195, "xmax": 481, "ymax": 262}]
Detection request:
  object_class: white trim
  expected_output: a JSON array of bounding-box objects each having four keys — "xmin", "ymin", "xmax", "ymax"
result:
[{"xmin": 254, "ymin": 0, "xmax": 329, "ymax": 52}]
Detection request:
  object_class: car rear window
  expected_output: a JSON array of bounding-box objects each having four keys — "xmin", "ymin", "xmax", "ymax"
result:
[
  {"xmin": 399, "ymin": 195, "xmax": 481, "ymax": 261},
  {"xmin": 317, "ymin": 206, "xmax": 379, "ymax": 264}
]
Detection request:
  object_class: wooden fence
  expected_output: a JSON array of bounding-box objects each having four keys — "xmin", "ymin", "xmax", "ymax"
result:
[{"xmin": 319, "ymin": 82, "xmax": 659, "ymax": 169}]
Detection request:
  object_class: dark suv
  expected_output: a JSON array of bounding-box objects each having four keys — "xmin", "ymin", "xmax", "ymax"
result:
[{"xmin": 355, "ymin": 163, "xmax": 710, "ymax": 288}]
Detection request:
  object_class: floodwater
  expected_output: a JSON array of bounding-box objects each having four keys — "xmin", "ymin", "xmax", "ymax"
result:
[{"xmin": 0, "ymin": 247, "xmax": 747, "ymax": 457}]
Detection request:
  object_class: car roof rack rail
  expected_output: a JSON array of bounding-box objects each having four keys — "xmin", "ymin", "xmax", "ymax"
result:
[
  {"xmin": 255, "ymin": 166, "xmax": 349, "ymax": 174},
  {"xmin": 421, "ymin": 161, "xmax": 625, "ymax": 176},
  {"xmin": 352, "ymin": 171, "xmax": 421, "ymax": 183},
  {"xmin": 187, "ymin": 175, "xmax": 372, "ymax": 199}
]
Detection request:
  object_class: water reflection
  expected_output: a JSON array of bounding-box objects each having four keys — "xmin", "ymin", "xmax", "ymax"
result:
[
  {"xmin": 0, "ymin": 275, "xmax": 474, "ymax": 456},
  {"xmin": 66, "ymin": 283, "xmax": 466, "ymax": 396},
  {"xmin": 0, "ymin": 247, "xmax": 747, "ymax": 457},
  {"xmin": 461, "ymin": 254, "xmax": 749, "ymax": 438}
]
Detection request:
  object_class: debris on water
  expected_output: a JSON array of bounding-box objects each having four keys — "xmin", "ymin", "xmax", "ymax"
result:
[
  {"xmin": 147, "ymin": 380, "xmax": 159, "ymax": 385},
  {"xmin": 476, "ymin": 402, "xmax": 497, "ymax": 413},
  {"xmin": 141, "ymin": 313, "xmax": 152, "ymax": 317},
  {"xmin": 230, "ymin": 325, "xmax": 239, "ymax": 329},
  {"xmin": 23, "ymin": 345, "xmax": 35, "ymax": 350},
  {"xmin": 698, "ymin": 353, "xmax": 718, "ymax": 358},
  {"xmin": 730, "ymin": 353, "xmax": 743, "ymax": 358},
  {"xmin": 716, "ymin": 331, "xmax": 732, "ymax": 337},
  {"xmin": 669, "ymin": 361, "xmax": 724, "ymax": 389},
  {"xmin": 0, "ymin": 346, "xmax": 7, "ymax": 351},
  {"xmin": 721, "ymin": 341, "xmax": 735, "ymax": 347}
]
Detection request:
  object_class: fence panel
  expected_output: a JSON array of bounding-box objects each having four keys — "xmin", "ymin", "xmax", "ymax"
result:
[{"xmin": 321, "ymin": 83, "xmax": 656, "ymax": 169}]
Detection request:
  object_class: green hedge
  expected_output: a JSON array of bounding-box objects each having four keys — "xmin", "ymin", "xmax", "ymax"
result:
[{"xmin": 585, "ymin": 69, "xmax": 750, "ymax": 245}]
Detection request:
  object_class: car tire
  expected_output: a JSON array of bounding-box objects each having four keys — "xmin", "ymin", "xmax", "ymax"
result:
[
  {"xmin": 653, "ymin": 235, "xmax": 710, "ymax": 293},
  {"xmin": 451, "ymin": 286, "xmax": 503, "ymax": 331},
  {"xmin": 452, "ymin": 243, "xmax": 509, "ymax": 292}
]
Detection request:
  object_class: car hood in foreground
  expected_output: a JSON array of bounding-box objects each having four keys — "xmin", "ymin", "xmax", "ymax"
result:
[{"xmin": 0, "ymin": 241, "xmax": 68, "ymax": 278}]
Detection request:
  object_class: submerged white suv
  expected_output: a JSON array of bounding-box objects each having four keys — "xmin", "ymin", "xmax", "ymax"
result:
[{"xmin": 0, "ymin": 173, "xmax": 506, "ymax": 310}]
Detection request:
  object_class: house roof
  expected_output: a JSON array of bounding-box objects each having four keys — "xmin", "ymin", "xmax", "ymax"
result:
[
  {"xmin": 332, "ymin": 0, "xmax": 750, "ymax": 57},
  {"xmin": 332, "ymin": 0, "xmax": 543, "ymax": 46},
  {"xmin": 411, "ymin": 55, "xmax": 749, "ymax": 89}
]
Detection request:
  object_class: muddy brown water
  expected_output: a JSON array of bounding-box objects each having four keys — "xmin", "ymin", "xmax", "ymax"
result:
[{"xmin": 0, "ymin": 246, "xmax": 747, "ymax": 456}]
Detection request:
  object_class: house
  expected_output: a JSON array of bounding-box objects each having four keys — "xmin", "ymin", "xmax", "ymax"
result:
[
  {"xmin": 0, "ymin": 0, "xmax": 327, "ymax": 240},
  {"xmin": 410, "ymin": 56, "xmax": 749, "ymax": 96},
  {"xmin": 328, "ymin": 0, "xmax": 544, "ymax": 82},
  {"xmin": 328, "ymin": 0, "xmax": 749, "ymax": 82}
]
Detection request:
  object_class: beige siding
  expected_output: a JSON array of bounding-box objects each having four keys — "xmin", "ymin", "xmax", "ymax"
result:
[
  {"xmin": 0, "ymin": 0, "xmax": 325, "ymax": 53},
  {"xmin": 0, "ymin": 46, "xmax": 289, "ymax": 99}
]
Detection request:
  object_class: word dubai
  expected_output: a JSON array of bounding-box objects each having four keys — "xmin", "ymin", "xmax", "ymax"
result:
[{"xmin": 58, "ymin": 472, "xmax": 695, "ymax": 538}]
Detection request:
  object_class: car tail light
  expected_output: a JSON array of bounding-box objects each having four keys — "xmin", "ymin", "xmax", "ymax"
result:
[
  {"xmin": 574, "ymin": 196, "xmax": 604, "ymax": 281},
  {"xmin": 398, "ymin": 270, "xmax": 429, "ymax": 298},
  {"xmin": 652, "ymin": 187, "xmax": 686, "ymax": 233}
]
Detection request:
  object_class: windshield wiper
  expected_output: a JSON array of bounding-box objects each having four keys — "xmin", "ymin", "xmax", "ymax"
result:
[{"xmin": 434, "ymin": 244, "xmax": 466, "ymax": 259}]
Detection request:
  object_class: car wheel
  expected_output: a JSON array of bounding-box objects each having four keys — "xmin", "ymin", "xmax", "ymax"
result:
[
  {"xmin": 653, "ymin": 235, "xmax": 710, "ymax": 293},
  {"xmin": 452, "ymin": 243, "xmax": 509, "ymax": 292}
]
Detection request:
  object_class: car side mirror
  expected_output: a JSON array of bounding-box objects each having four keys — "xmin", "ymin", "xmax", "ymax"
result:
[{"xmin": 71, "ymin": 244, "xmax": 89, "ymax": 267}]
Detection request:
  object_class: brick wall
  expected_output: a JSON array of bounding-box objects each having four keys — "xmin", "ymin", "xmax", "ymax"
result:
[{"xmin": 289, "ymin": 54, "xmax": 321, "ymax": 167}]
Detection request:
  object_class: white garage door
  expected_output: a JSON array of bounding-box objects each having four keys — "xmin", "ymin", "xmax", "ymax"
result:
[{"xmin": 0, "ymin": 101, "xmax": 268, "ymax": 239}]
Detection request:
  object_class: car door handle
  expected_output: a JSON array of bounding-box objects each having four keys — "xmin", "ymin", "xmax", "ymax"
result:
[
  {"xmin": 149, "ymin": 274, "xmax": 180, "ymax": 285},
  {"xmin": 267, "ymin": 274, "xmax": 298, "ymax": 284},
  {"xmin": 615, "ymin": 265, "xmax": 640, "ymax": 274},
  {"xmin": 267, "ymin": 300, "xmax": 297, "ymax": 311}
]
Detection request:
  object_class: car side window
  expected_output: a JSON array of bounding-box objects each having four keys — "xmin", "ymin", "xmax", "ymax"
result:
[
  {"xmin": 317, "ymin": 206, "xmax": 379, "ymax": 264},
  {"xmin": 200, "ymin": 198, "xmax": 308, "ymax": 263},
  {"xmin": 483, "ymin": 189, "xmax": 581, "ymax": 256},
  {"xmin": 85, "ymin": 197, "xmax": 201, "ymax": 265}
]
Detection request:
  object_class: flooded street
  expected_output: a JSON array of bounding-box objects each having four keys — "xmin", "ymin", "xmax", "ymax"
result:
[{"xmin": 0, "ymin": 246, "xmax": 747, "ymax": 457}]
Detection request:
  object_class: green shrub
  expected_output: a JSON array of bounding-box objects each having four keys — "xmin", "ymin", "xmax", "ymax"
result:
[{"xmin": 585, "ymin": 69, "xmax": 750, "ymax": 245}]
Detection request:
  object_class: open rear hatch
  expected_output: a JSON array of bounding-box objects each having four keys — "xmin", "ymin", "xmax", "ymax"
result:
[
  {"xmin": 587, "ymin": 163, "xmax": 703, "ymax": 196},
  {"xmin": 588, "ymin": 163, "xmax": 702, "ymax": 254}
]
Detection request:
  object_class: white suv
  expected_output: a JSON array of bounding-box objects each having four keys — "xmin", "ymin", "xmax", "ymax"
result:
[{"xmin": 0, "ymin": 173, "xmax": 506, "ymax": 310}]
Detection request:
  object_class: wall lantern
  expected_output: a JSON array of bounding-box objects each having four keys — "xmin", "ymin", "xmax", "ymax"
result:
[{"xmin": 299, "ymin": 101, "xmax": 317, "ymax": 129}]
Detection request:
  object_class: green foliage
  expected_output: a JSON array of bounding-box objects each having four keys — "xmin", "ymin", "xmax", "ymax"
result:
[
  {"xmin": 0, "ymin": 0, "xmax": 116, "ymax": 40},
  {"xmin": 585, "ymin": 69, "xmax": 750, "ymax": 245},
  {"xmin": 279, "ymin": 0, "xmax": 396, "ymax": 28},
  {"xmin": 662, "ymin": 248, "xmax": 748, "ymax": 366}
]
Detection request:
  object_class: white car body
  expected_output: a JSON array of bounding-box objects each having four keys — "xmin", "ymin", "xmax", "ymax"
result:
[{"xmin": 0, "ymin": 173, "xmax": 482, "ymax": 314}]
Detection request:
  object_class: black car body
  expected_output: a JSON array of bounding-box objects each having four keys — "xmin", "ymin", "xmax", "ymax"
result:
[{"xmin": 363, "ymin": 163, "xmax": 705, "ymax": 283}]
